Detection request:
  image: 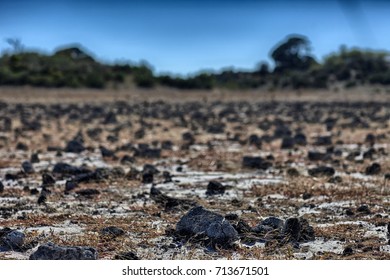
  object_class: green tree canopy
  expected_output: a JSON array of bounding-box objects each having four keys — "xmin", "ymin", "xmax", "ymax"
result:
[{"xmin": 270, "ymin": 35, "xmax": 317, "ymax": 73}]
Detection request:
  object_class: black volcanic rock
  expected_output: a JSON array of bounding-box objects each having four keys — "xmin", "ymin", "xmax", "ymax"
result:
[
  {"xmin": 30, "ymin": 243, "xmax": 97, "ymax": 260},
  {"xmin": 52, "ymin": 163, "xmax": 91, "ymax": 175},
  {"xmin": 21, "ymin": 161, "xmax": 34, "ymax": 174},
  {"xmin": 242, "ymin": 156, "xmax": 271, "ymax": 170},
  {"xmin": 65, "ymin": 139, "xmax": 85, "ymax": 153},
  {"xmin": 281, "ymin": 137, "xmax": 295, "ymax": 149},
  {"xmin": 176, "ymin": 206, "xmax": 238, "ymax": 247},
  {"xmin": 205, "ymin": 181, "xmax": 226, "ymax": 196},
  {"xmin": 365, "ymin": 163, "xmax": 381, "ymax": 175},
  {"xmin": 308, "ymin": 166, "xmax": 335, "ymax": 177}
]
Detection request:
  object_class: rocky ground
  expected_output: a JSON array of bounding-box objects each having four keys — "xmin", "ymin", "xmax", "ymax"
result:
[{"xmin": 0, "ymin": 89, "xmax": 389, "ymax": 259}]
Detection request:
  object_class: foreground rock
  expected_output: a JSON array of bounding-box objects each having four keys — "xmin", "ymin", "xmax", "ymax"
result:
[
  {"xmin": 176, "ymin": 206, "xmax": 238, "ymax": 247},
  {"xmin": 29, "ymin": 243, "xmax": 98, "ymax": 260},
  {"xmin": 0, "ymin": 229, "xmax": 25, "ymax": 251}
]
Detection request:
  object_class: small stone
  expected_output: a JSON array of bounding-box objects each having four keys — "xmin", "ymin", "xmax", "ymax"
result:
[
  {"xmin": 302, "ymin": 192, "xmax": 312, "ymax": 200},
  {"xmin": 225, "ymin": 213, "xmax": 239, "ymax": 221},
  {"xmin": 357, "ymin": 205, "xmax": 371, "ymax": 214},
  {"xmin": 114, "ymin": 251, "xmax": 139, "ymax": 260},
  {"xmin": 308, "ymin": 166, "xmax": 335, "ymax": 177},
  {"xmin": 343, "ymin": 246, "xmax": 354, "ymax": 256},
  {"xmin": 100, "ymin": 145, "xmax": 115, "ymax": 158},
  {"xmin": 281, "ymin": 137, "xmax": 294, "ymax": 149},
  {"xmin": 345, "ymin": 208, "xmax": 354, "ymax": 216},
  {"xmin": 30, "ymin": 153, "xmax": 40, "ymax": 163},
  {"xmin": 29, "ymin": 243, "xmax": 97, "ymax": 260},
  {"xmin": 205, "ymin": 181, "xmax": 226, "ymax": 196},
  {"xmin": 365, "ymin": 163, "xmax": 381, "ymax": 175},
  {"xmin": 242, "ymin": 156, "xmax": 271, "ymax": 170},
  {"xmin": 287, "ymin": 168, "xmax": 300, "ymax": 177},
  {"xmin": 21, "ymin": 161, "xmax": 34, "ymax": 174},
  {"xmin": 42, "ymin": 173, "xmax": 55, "ymax": 186},
  {"xmin": 65, "ymin": 180, "xmax": 78, "ymax": 192},
  {"xmin": 328, "ymin": 176, "xmax": 342, "ymax": 183},
  {"xmin": 65, "ymin": 139, "xmax": 85, "ymax": 153},
  {"xmin": 100, "ymin": 226, "xmax": 125, "ymax": 238}
]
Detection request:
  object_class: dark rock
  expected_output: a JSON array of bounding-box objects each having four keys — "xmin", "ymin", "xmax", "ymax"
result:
[
  {"xmin": 42, "ymin": 173, "xmax": 55, "ymax": 186},
  {"xmin": 365, "ymin": 163, "xmax": 381, "ymax": 175},
  {"xmin": 225, "ymin": 213, "xmax": 239, "ymax": 221},
  {"xmin": 134, "ymin": 147, "xmax": 161, "ymax": 158},
  {"xmin": 120, "ymin": 155, "xmax": 134, "ymax": 165},
  {"xmin": 345, "ymin": 208, "xmax": 354, "ymax": 216},
  {"xmin": 5, "ymin": 173, "xmax": 18, "ymax": 181},
  {"xmin": 52, "ymin": 163, "xmax": 91, "ymax": 175},
  {"xmin": 282, "ymin": 218, "xmax": 301, "ymax": 242},
  {"xmin": 328, "ymin": 176, "xmax": 342, "ymax": 184},
  {"xmin": 0, "ymin": 181, "xmax": 4, "ymax": 193},
  {"xmin": 100, "ymin": 146, "xmax": 115, "ymax": 158},
  {"xmin": 142, "ymin": 171, "xmax": 154, "ymax": 184},
  {"xmin": 294, "ymin": 133, "xmax": 307, "ymax": 146},
  {"xmin": 315, "ymin": 136, "xmax": 332, "ymax": 146},
  {"xmin": 30, "ymin": 153, "xmax": 40, "ymax": 163},
  {"xmin": 21, "ymin": 161, "xmax": 34, "ymax": 174},
  {"xmin": 37, "ymin": 187, "xmax": 50, "ymax": 205},
  {"xmin": 385, "ymin": 173, "xmax": 390, "ymax": 180},
  {"xmin": 302, "ymin": 192, "xmax": 312, "ymax": 200},
  {"xmin": 248, "ymin": 134, "xmax": 261, "ymax": 148},
  {"xmin": 242, "ymin": 156, "xmax": 271, "ymax": 170},
  {"xmin": 76, "ymin": 189, "xmax": 100, "ymax": 197},
  {"xmin": 100, "ymin": 226, "xmax": 125, "ymax": 238},
  {"xmin": 234, "ymin": 220, "xmax": 253, "ymax": 234},
  {"xmin": 207, "ymin": 123, "xmax": 225, "ymax": 134},
  {"xmin": 308, "ymin": 151, "xmax": 328, "ymax": 161},
  {"xmin": 365, "ymin": 133, "xmax": 376, "ymax": 145},
  {"xmin": 205, "ymin": 181, "xmax": 226, "ymax": 196},
  {"xmin": 308, "ymin": 166, "xmax": 335, "ymax": 177},
  {"xmin": 65, "ymin": 139, "xmax": 85, "ymax": 153},
  {"xmin": 103, "ymin": 111, "xmax": 117, "ymax": 124},
  {"xmin": 150, "ymin": 186, "xmax": 195, "ymax": 211},
  {"xmin": 1, "ymin": 230, "xmax": 25, "ymax": 250},
  {"xmin": 161, "ymin": 140, "xmax": 173, "ymax": 150},
  {"xmin": 357, "ymin": 205, "xmax": 371, "ymax": 214},
  {"xmin": 281, "ymin": 137, "xmax": 294, "ymax": 149},
  {"xmin": 126, "ymin": 168, "xmax": 140, "ymax": 180},
  {"xmin": 261, "ymin": 217, "xmax": 285, "ymax": 231},
  {"xmin": 182, "ymin": 132, "xmax": 195, "ymax": 145},
  {"xmin": 114, "ymin": 251, "xmax": 139, "ymax": 260},
  {"xmin": 343, "ymin": 246, "xmax": 354, "ymax": 256},
  {"xmin": 134, "ymin": 129, "xmax": 145, "ymax": 139},
  {"xmin": 162, "ymin": 171, "xmax": 172, "ymax": 183},
  {"xmin": 287, "ymin": 168, "xmax": 300, "ymax": 177},
  {"xmin": 363, "ymin": 148, "xmax": 375, "ymax": 159},
  {"xmin": 16, "ymin": 142, "xmax": 28, "ymax": 151},
  {"xmin": 176, "ymin": 206, "xmax": 238, "ymax": 247},
  {"xmin": 30, "ymin": 188, "xmax": 39, "ymax": 195},
  {"xmin": 298, "ymin": 218, "xmax": 315, "ymax": 242},
  {"xmin": 29, "ymin": 243, "xmax": 97, "ymax": 260},
  {"xmin": 65, "ymin": 180, "xmax": 78, "ymax": 192},
  {"xmin": 107, "ymin": 134, "xmax": 118, "ymax": 143}
]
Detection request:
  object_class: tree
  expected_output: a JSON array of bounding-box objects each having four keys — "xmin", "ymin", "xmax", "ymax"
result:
[{"xmin": 270, "ymin": 35, "xmax": 316, "ymax": 73}]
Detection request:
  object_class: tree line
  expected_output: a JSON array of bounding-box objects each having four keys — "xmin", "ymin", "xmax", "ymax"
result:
[{"xmin": 1, "ymin": 35, "xmax": 390, "ymax": 90}]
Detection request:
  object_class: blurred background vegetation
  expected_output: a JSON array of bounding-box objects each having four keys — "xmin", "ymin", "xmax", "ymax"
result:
[{"xmin": 1, "ymin": 35, "xmax": 390, "ymax": 90}]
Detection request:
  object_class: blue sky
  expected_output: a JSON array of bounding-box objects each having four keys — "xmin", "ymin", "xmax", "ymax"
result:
[{"xmin": 1, "ymin": 0, "xmax": 390, "ymax": 75}]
